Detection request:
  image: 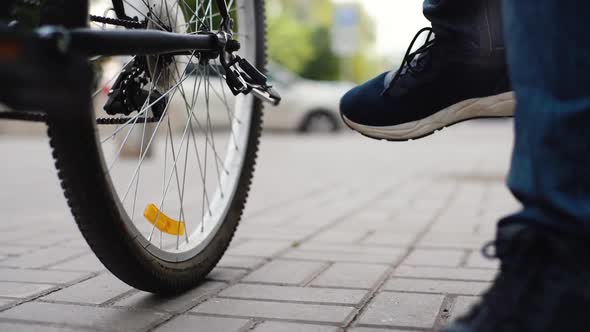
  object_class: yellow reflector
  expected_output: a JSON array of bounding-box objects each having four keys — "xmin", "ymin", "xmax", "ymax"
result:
[{"xmin": 144, "ymin": 204, "xmax": 186, "ymax": 236}]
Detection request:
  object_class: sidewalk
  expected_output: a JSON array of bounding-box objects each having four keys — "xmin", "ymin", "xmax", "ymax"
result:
[{"xmin": 0, "ymin": 120, "xmax": 517, "ymax": 331}]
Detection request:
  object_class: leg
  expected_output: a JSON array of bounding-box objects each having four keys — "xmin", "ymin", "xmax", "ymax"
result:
[
  {"xmin": 501, "ymin": 1, "xmax": 590, "ymax": 233},
  {"xmin": 444, "ymin": 1, "xmax": 590, "ymax": 330},
  {"xmin": 424, "ymin": 0, "xmax": 504, "ymax": 51},
  {"xmin": 340, "ymin": 0, "xmax": 513, "ymax": 142}
]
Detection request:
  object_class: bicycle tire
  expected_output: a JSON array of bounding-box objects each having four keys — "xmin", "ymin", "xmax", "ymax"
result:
[{"xmin": 43, "ymin": 0, "xmax": 266, "ymax": 294}]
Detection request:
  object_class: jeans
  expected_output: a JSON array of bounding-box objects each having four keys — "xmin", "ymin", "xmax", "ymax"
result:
[
  {"xmin": 423, "ymin": 0, "xmax": 504, "ymax": 53},
  {"xmin": 499, "ymin": 0, "xmax": 590, "ymax": 234},
  {"xmin": 425, "ymin": 0, "xmax": 590, "ymax": 233}
]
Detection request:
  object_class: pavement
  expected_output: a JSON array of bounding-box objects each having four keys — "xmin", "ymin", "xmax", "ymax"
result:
[{"xmin": 0, "ymin": 120, "xmax": 519, "ymax": 332}]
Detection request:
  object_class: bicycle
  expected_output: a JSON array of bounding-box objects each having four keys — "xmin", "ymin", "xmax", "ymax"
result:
[{"xmin": 0, "ymin": 0, "xmax": 280, "ymax": 294}]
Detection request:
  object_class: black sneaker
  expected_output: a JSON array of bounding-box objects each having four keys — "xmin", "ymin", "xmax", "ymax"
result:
[
  {"xmin": 444, "ymin": 224, "xmax": 590, "ymax": 332},
  {"xmin": 340, "ymin": 28, "xmax": 514, "ymax": 141}
]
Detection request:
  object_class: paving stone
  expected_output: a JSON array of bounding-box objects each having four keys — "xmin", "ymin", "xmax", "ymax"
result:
[
  {"xmin": 192, "ymin": 298, "xmax": 355, "ymax": 324},
  {"xmin": 349, "ymin": 328, "xmax": 419, "ymax": 332},
  {"xmin": 360, "ymin": 233, "xmax": 416, "ymax": 247},
  {"xmin": 217, "ymin": 255, "xmax": 266, "ymax": 269},
  {"xmin": 403, "ymin": 249, "xmax": 464, "ymax": 267},
  {"xmin": 393, "ymin": 266, "xmax": 497, "ymax": 282},
  {"xmin": 0, "ymin": 245, "xmax": 36, "ymax": 256},
  {"xmin": 42, "ymin": 273, "xmax": 132, "ymax": 305},
  {"xmin": 310, "ymin": 263, "xmax": 389, "ymax": 289},
  {"xmin": 207, "ymin": 267, "xmax": 248, "ymax": 282},
  {"xmin": 0, "ymin": 268, "xmax": 88, "ymax": 284},
  {"xmin": 0, "ymin": 322, "xmax": 82, "ymax": 332},
  {"xmin": 299, "ymin": 244, "xmax": 401, "ymax": 256},
  {"xmin": 282, "ymin": 249, "xmax": 404, "ymax": 264},
  {"xmin": 114, "ymin": 281, "xmax": 225, "ymax": 313},
  {"xmin": 219, "ymin": 284, "xmax": 366, "ymax": 304},
  {"xmin": 5, "ymin": 233, "xmax": 79, "ymax": 247},
  {"xmin": 252, "ymin": 321, "xmax": 339, "ymax": 332},
  {"xmin": 243, "ymin": 260, "xmax": 325, "ymax": 285},
  {"xmin": 383, "ymin": 278, "xmax": 490, "ymax": 296},
  {"xmin": 236, "ymin": 227, "xmax": 316, "ymax": 241},
  {"xmin": 47, "ymin": 253, "xmax": 105, "ymax": 272},
  {"xmin": 0, "ymin": 124, "xmax": 515, "ymax": 331},
  {"xmin": 154, "ymin": 315, "xmax": 249, "ymax": 332},
  {"xmin": 0, "ymin": 299, "xmax": 15, "ymax": 307},
  {"xmin": 417, "ymin": 233, "xmax": 492, "ymax": 249},
  {"xmin": 358, "ymin": 292, "xmax": 444, "ymax": 328},
  {"xmin": 309, "ymin": 230, "xmax": 368, "ymax": 244},
  {"xmin": 0, "ymin": 281, "xmax": 54, "ymax": 298},
  {"xmin": 226, "ymin": 240, "xmax": 292, "ymax": 257},
  {"xmin": 450, "ymin": 296, "xmax": 480, "ymax": 321},
  {"xmin": 0, "ymin": 247, "xmax": 87, "ymax": 269},
  {"xmin": 465, "ymin": 251, "xmax": 499, "ymax": 269},
  {"xmin": 0, "ymin": 302, "xmax": 167, "ymax": 332}
]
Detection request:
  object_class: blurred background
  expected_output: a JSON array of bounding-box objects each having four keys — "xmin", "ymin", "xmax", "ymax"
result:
[{"xmin": 1, "ymin": 0, "xmax": 429, "ymax": 136}]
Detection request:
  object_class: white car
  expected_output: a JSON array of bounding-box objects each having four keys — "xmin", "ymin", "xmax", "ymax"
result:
[{"xmin": 169, "ymin": 63, "xmax": 355, "ymax": 133}]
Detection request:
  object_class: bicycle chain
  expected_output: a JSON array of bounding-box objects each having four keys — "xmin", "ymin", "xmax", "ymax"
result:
[
  {"xmin": 0, "ymin": 111, "xmax": 47, "ymax": 122},
  {"xmin": 6, "ymin": 6, "xmax": 170, "ymax": 125},
  {"xmin": 0, "ymin": 111, "xmax": 159, "ymax": 125},
  {"xmin": 89, "ymin": 15, "xmax": 145, "ymax": 29}
]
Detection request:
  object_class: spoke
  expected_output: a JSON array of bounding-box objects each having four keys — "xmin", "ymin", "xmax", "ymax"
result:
[
  {"xmin": 122, "ymin": 0, "xmax": 168, "ymax": 31},
  {"xmin": 119, "ymin": 63, "xmax": 198, "ymax": 203},
  {"xmin": 147, "ymin": 101, "xmax": 193, "ymax": 242},
  {"xmin": 203, "ymin": 65, "xmax": 225, "ymax": 198},
  {"xmin": 101, "ymin": 66, "xmax": 198, "ymax": 144},
  {"xmin": 97, "ymin": 0, "xmax": 251, "ymax": 254},
  {"xmin": 200, "ymin": 64, "xmax": 211, "ymax": 232},
  {"xmin": 165, "ymin": 117, "xmax": 187, "ymax": 250},
  {"xmin": 130, "ymin": 56, "xmax": 161, "ymax": 221},
  {"xmin": 208, "ymin": 63, "xmax": 241, "ymax": 150},
  {"xmin": 175, "ymin": 62, "xmax": 215, "ymax": 220},
  {"xmin": 172, "ymin": 62, "xmax": 225, "ymax": 192},
  {"xmin": 173, "ymin": 61, "xmax": 229, "ymax": 173},
  {"xmin": 179, "ymin": 116, "xmax": 191, "ymax": 245}
]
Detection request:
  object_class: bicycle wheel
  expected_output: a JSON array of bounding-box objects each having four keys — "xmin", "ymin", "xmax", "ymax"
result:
[{"xmin": 44, "ymin": 0, "xmax": 266, "ymax": 294}]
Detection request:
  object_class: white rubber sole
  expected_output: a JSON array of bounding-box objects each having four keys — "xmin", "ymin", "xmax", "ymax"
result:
[{"xmin": 343, "ymin": 91, "xmax": 516, "ymax": 141}]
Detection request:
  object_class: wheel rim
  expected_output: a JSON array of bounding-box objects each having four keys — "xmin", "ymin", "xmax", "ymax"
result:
[{"xmin": 90, "ymin": 0, "xmax": 258, "ymax": 262}]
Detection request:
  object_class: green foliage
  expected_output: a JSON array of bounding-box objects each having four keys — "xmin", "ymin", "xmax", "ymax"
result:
[
  {"xmin": 267, "ymin": 13, "xmax": 316, "ymax": 74},
  {"xmin": 266, "ymin": 0, "xmax": 377, "ymax": 83},
  {"xmin": 300, "ymin": 26, "xmax": 340, "ymax": 81}
]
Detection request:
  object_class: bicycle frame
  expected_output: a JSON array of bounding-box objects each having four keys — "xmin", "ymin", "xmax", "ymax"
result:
[
  {"xmin": 70, "ymin": 29, "xmax": 218, "ymax": 56},
  {"xmin": 0, "ymin": 0, "xmax": 280, "ymax": 117},
  {"xmin": 71, "ymin": 0, "xmax": 231, "ymax": 56}
]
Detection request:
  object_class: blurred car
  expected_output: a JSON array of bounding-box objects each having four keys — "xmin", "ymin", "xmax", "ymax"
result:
[
  {"xmin": 262, "ymin": 64, "xmax": 354, "ymax": 133},
  {"xmin": 95, "ymin": 61, "xmax": 354, "ymax": 134}
]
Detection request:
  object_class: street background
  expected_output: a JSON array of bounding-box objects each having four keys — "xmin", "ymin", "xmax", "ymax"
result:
[{"xmin": 0, "ymin": 1, "xmax": 518, "ymax": 331}]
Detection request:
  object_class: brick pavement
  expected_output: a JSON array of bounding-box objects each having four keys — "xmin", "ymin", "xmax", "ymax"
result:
[{"xmin": 0, "ymin": 121, "xmax": 519, "ymax": 331}]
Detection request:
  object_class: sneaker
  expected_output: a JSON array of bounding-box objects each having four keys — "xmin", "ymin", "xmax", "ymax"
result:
[
  {"xmin": 443, "ymin": 224, "xmax": 590, "ymax": 332},
  {"xmin": 340, "ymin": 28, "xmax": 514, "ymax": 141}
]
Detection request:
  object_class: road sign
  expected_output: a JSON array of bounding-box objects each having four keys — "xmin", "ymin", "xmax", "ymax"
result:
[{"xmin": 331, "ymin": 3, "xmax": 360, "ymax": 57}]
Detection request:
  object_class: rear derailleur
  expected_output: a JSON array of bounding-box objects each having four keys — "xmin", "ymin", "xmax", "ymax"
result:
[{"xmin": 103, "ymin": 56, "xmax": 166, "ymax": 121}]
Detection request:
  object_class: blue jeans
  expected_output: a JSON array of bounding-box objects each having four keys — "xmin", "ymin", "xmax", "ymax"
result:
[
  {"xmin": 423, "ymin": 0, "xmax": 504, "ymax": 53},
  {"xmin": 426, "ymin": 0, "xmax": 590, "ymax": 233},
  {"xmin": 499, "ymin": 1, "xmax": 590, "ymax": 233}
]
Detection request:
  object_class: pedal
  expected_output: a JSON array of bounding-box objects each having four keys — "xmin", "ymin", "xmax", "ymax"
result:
[{"xmin": 221, "ymin": 55, "xmax": 281, "ymax": 106}]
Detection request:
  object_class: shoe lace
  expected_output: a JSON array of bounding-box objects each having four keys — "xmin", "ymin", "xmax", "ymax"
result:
[{"xmin": 384, "ymin": 27, "xmax": 436, "ymax": 94}]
